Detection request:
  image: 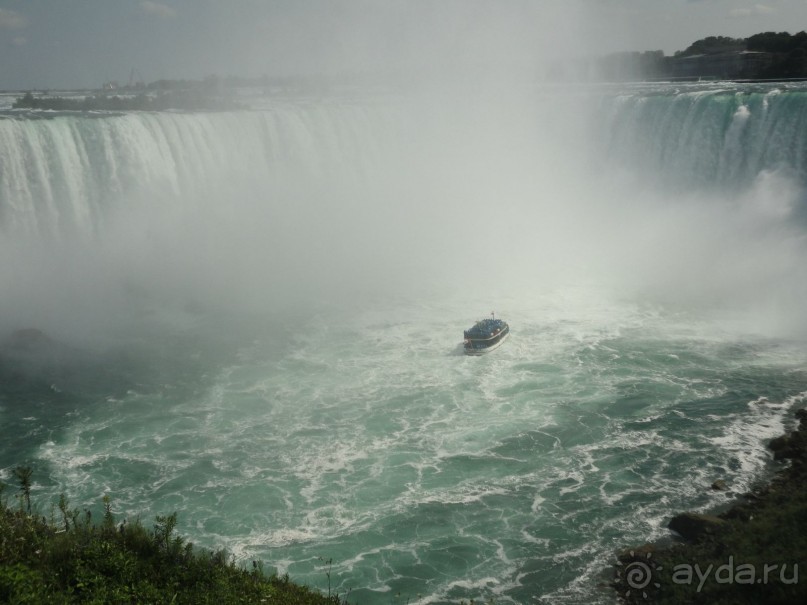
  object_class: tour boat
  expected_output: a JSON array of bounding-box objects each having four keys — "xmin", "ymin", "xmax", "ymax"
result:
[{"xmin": 463, "ymin": 313, "xmax": 510, "ymax": 355}]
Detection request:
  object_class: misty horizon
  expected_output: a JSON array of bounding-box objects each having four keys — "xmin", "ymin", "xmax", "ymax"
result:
[{"xmin": 2, "ymin": 1, "xmax": 807, "ymax": 90}]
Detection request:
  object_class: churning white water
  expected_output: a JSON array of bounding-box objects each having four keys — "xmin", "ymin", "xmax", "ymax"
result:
[{"xmin": 1, "ymin": 82, "xmax": 807, "ymax": 603}]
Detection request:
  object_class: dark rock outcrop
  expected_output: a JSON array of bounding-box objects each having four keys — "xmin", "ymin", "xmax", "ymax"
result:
[
  {"xmin": 614, "ymin": 407, "xmax": 807, "ymax": 603},
  {"xmin": 769, "ymin": 411, "xmax": 807, "ymax": 461},
  {"xmin": 667, "ymin": 512, "xmax": 727, "ymax": 542}
]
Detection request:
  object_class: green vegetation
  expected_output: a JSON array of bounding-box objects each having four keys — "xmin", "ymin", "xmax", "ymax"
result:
[
  {"xmin": 0, "ymin": 472, "xmax": 347, "ymax": 604},
  {"xmin": 675, "ymin": 36, "xmax": 746, "ymax": 58},
  {"xmin": 674, "ymin": 30, "xmax": 807, "ymax": 79},
  {"xmin": 747, "ymin": 31, "xmax": 807, "ymax": 78},
  {"xmin": 593, "ymin": 30, "xmax": 807, "ymax": 81},
  {"xmin": 747, "ymin": 31, "xmax": 807, "ymax": 54},
  {"xmin": 614, "ymin": 409, "xmax": 807, "ymax": 604}
]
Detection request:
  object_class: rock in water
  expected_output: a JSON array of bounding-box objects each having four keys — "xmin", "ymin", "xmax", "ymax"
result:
[
  {"xmin": 711, "ymin": 479, "xmax": 728, "ymax": 491},
  {"xmin": 668, "ymin": 512, "xmax": 727, "ymax": 542}
]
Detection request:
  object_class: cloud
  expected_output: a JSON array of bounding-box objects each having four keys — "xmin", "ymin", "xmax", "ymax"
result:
[
  {"xmin": 12, "ymin": 36, "xmax": 27, "ymax": 47},
  {"xmin": 0, "ymin": 8, "xmax": 27, "ymax": 30},
  {"xmin": 729, "ymin": 4, "xmax": 776, "ymax": 18},
  {"xmin": 139, "ymin": 1, "xmax": 177, "ymax": 19}
]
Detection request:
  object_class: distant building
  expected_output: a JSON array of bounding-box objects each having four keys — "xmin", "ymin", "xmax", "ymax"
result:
[{"xmin": 670, "ymin": 51, "xmax": 775, "ymax": 80}]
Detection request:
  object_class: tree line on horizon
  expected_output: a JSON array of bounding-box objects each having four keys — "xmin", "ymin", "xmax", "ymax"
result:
[
  {"xmin": 10, "ymin": 30, "xmax": 807, "ymax": 102},
  {"xmin": 597, "ymin": 30, "xmax": 807, "ymax": 81}
]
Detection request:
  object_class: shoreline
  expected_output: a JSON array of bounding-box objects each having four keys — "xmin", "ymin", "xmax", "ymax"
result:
[{"xmin": 611, "ymin": 407, "xmax": 807, "ymax": 603}]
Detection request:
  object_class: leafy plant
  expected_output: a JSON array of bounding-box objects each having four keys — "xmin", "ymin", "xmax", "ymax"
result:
[
  {"xmin": 13, "ymin": 466, "xmax": 33, "ymax": 513},
  {"xmin": 0, "ymin": 471, "xmax": 351, "ymax": 604}
]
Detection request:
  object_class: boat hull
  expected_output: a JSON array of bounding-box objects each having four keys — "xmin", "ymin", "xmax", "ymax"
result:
[{"xmin": 464, "ymin": 325, "xmax": 510, "ymax": 355}]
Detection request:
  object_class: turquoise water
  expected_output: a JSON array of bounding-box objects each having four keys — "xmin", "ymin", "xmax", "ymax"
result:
[
  {"xmin": 2, "ymin": 82, "xmax": 807, "ymax": 603},
  {"xmin": 3, "ymin": 292, "xmax": 805, "ymax": 603}
]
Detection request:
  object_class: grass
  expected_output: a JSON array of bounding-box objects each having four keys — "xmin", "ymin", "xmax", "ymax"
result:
[{"xmin": 0, "ymin": 472, "xmax": 349, "ymax": 604}]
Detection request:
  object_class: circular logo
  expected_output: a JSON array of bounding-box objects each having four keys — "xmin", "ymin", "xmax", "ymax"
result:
[{"xmin": 616, "ymin": 551, "xmax": 662, "ymax": 599}]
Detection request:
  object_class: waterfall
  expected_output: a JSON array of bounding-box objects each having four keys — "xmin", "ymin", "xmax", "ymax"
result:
[
  {"xmin": 1, "ymin": 84, "xmax": 806, "ymax": 340},
  {"xmin": 3, "ymin": 86, "xmax": 806, "ymax": 239},
  {"xmin": 0, "ymin": 103, "xmax": 397, "ymax": 236},
  {"xmin": 595, "ymin": 85, "xmax": 807, "ymax": 192}
]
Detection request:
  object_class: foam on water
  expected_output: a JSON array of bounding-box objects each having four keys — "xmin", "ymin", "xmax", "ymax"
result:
[
  {"xmin": 21, "ymin": 289, "xmax": 807, "ymax": 603},
  {"xmin": 3, "ymin": 82, "xmax": 807, "ymax": 603}
]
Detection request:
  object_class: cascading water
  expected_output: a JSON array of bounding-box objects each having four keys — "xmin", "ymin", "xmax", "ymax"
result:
[
  {"xmin": 0, "ymin": 105, "xmax": 397, "ymax": 235},
  {"xmin": 1, "ymin": 83, "xmax": 806, "ymax": 604},
  {"xmin": 594, "ymin": 83, "xmax": 807, "ymax": 192}
]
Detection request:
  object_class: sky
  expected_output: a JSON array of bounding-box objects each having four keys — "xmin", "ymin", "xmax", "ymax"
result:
[{"xmin": 0, "ymin": 0, "xmax": 806, "ymax": 90}]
